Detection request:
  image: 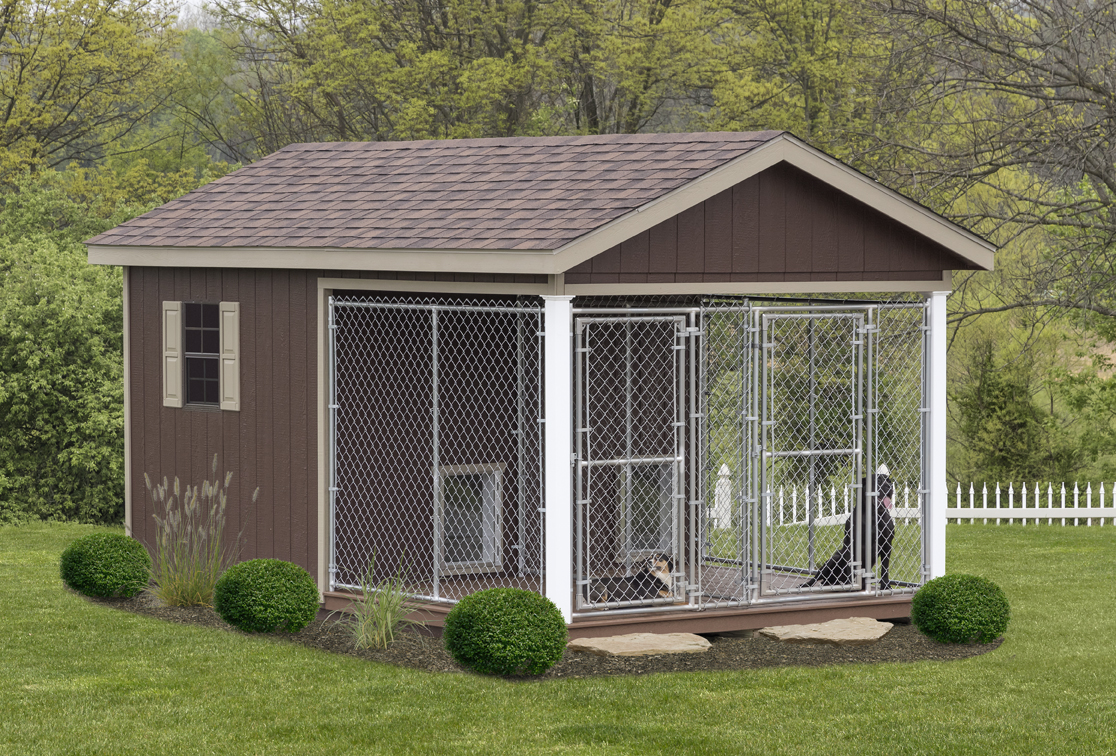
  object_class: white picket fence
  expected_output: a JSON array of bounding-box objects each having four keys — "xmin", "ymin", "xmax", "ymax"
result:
[
  {"xmin": 709, "ymin": 465, "xmax": 921, "ymax": 529},
  {"xmin": 947, "ymin": 482, "xmax": 1116, "ymax": 526}
]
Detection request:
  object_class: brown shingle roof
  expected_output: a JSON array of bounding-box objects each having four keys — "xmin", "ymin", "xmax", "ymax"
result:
[{"xmin": 87, "ymin": 132, "xmax": 783, "ymax": 251}]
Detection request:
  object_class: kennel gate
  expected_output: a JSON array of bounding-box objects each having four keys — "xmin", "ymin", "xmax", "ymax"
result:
[{"xmin": 574, "ymin": 299, "xmax": 929, "ymax": 616}]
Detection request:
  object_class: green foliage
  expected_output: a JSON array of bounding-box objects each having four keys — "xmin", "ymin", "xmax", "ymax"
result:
[
  {"xmin": 443, "ymin": 588, "xmax": 567, "ymax": 676},
  {"xmin": 0, "ymin": 167, "xmax": 227, "ymax": 525},
  {"xmin": 214, "ymin": 559, "xmax": 319, "ymax": 633},
  {"xmin": 912, "ymin": 573, "xmax": 1010, "ymax": 644},
  {"xmin": 147, "ymin": 455, "xmax": 251, "ymax": 607},
  {"xmin": 0, "ymin": 0, "xmax": 178, "ymax": 180},
  {"xmin": 345, "ymin": 556, "xmax": 427, "ymax": 650},
  {"xmin": 59, "ymin": 532, "xmax": 151, "ymax": 598}
]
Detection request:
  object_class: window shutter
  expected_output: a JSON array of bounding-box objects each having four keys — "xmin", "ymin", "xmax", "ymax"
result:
[
  {"xmin": 162, "ymin": 301, "xmax": 183, "ymax": 408},
  {"xmin": 219, "ymin": 301, "xmax": 241, "ymax": 411}
]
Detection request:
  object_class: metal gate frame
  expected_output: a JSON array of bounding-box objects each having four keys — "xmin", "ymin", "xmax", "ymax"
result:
[{"xmin": 573, "ymin": 307, "xmax": 698, "ymax": 611}]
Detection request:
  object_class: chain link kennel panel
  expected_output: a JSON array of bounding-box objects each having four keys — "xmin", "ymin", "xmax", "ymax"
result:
[{"xmin": 328, "ymin": 295, "xmax": 544, "ymax": 603}]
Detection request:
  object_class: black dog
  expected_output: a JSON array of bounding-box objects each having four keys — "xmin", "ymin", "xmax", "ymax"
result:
[
  {"xmin": 800, "ymin": 470, "xmax": 895, "ymax": 590},
  {"xmin": 584, "ymin": 554, "xmax": 674, "ymax": 604}
]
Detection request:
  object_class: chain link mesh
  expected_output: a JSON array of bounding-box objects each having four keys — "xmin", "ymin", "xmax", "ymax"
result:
[
  {"xmin": 327, "ymin": 292, "xmax": 927, "ymax": 614},
  {"xmin": 575, "ymin": 313, "xmax": 690, "ymax": 609},
  {"xmin": 329, "ymin": 294, "xmax": 544, "ymax": 603}
]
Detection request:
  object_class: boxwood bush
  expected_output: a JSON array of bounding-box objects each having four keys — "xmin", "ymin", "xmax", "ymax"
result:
[
  {"xmin": 60, "ymin": 532, "xmax": 150, "ymax": 598},
  {"xmin": 213, "ymin": 559, "xmax": 319, "ymax": 633},
  {"xmin": 443, "ymin": 588, "xmax": 567, "ymax": 676},
  {"xmin": 912, "ymin": 573, "xmax": 1010, "ymax": 644}
]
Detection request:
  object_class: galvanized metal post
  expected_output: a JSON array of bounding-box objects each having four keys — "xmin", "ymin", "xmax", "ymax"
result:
[
  {"xmin": 516, "ymin": 313, "xmax": 526, "ymax": 577},
  {"xmin": 431, "ymin": 308, "xmax": 441, "ymax": 600},
  {"xmin": 688, "ymin": 310, "xmax": 699, "ymax": 605},
  {"xmin": 543, "ymin": 295, "xmax": 574, "ymax": 622},
  {"xmin": 328, "ymin": 296, "xmax": 338, "ymax": 592}
]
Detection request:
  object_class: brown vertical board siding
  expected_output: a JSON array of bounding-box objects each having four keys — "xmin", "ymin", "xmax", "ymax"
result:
[
  {"xmin": 620, "ymin": 232, "xmax": 650, "ymax": 275},
  {"xmin": 305, "ymin": 271, "xmax": 319, "ymax": 575},
  {"xmin": 273, "ymin": 270, "xmax": 293, "ymax": 562},
  {"xmin": 138, "ymin": 268, "xmax": 159, "ymax": 548},
  {"xmin": 569, "ymin": 162, "xmax": 973, "ymax": 284},
  {"xmin": 648, "ymin": 216, "xmax": 678, "ymax": 275},
  {"xmin": 289, "ymin": 271, "xmax": 309, "ymax": 570},
  {"xmin": 255, "ymin": 271, "xmax": 275, "ymax": 558},
  {"xmin": 592, "ymin": 244, "xmax": 622, "ymax": 274},
  {"xmin": 732, "ymin": 178, "xmax": 760, "ymax": 274},
  {"xmin": 836, "ymin": 197, "xmax": 866, "ymax": 273},
  {"xmin": 811, "ymin": 176, "xmax": 840, "ymax": 273},
  {"xmin": 239, "ymin": 271, "xmax": 258, "ymax": 561},
  {"xmin": 757, "ymin": 167, "xmax": 787, "ymax": 274},
  {"xmin": 862, "ymin": 213, "xmax": 891, "ymax": 276},
  {"xmin": 783, "ymin": 169, "xmax": 813, "ymax": 274},
  {"xmin": 129, "ymin": 266, "xmax": 318, "ymax": 575},
  {"xmin": 676, "ymin": 204, "xmax": 705, "ymax": 274},
  {"xmin": 703, "ymin": 189, "xmax": 733, "ymax": 274}
]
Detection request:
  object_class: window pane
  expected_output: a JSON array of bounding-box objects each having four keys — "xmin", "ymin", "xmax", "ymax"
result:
[
  {"xmin": 187, "ymin": 358, "xmax": 205, "ymax": 379},
  {"xmin": 185, "ymin": 302, "xmax": 202, "ymax": 328},
  {"xmin": 185, "ymin": 330, "xmax": 202, "ymax": 353},
  {"xmin": 202, "ymin": 330, "xmax": 219, "ymax": 354},
  {"xmin": 202, "ymin": 303, "xmax": 219, "ymax": 329},
  {"xmin": 204, "ymin": 378, "xmax": 219, "ymax": 404}
]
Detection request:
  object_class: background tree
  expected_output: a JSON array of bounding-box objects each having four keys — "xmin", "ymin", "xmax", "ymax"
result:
[{"xmin": 0, "ymin": 0, "xmax": 179, "ymax": 179}]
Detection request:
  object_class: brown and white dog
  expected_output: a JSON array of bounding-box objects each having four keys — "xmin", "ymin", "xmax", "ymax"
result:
[{"xmin": 585, "ymin": 554, "xmax": 674, "ymax": 604}]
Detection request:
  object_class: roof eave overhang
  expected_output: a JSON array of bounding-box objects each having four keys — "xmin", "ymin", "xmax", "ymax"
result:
[{"xmin": 86, "ymin": 134, "xmax": 995, "ymax": 274}]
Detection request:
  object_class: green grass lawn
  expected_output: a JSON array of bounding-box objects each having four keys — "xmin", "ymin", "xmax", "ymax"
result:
[{"xmin": 2, "ymin": 523, "xmax": 1115, "ymax": 755}]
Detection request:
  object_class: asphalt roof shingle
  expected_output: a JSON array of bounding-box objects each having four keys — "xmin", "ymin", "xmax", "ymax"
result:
[{"xmin": 87, "ymin": 132, "xmax": 783, "ymax": 251}]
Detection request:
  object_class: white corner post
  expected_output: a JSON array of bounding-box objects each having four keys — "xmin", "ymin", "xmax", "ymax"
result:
[
  {"xmin": 543, "ymin": 295, "xmax": 575, "ymax": 623},
  {"xmin": 927, "ymin": 291, "xmax": 949, "ymax": 579}
]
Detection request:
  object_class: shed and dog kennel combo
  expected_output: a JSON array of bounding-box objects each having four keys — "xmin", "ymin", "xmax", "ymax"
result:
[{"xmin": 87, "ymin": 131, "xmax": 994, "ymax": 635}]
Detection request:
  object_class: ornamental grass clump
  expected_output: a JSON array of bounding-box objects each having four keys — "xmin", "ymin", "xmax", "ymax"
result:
[
  {"xmin": 444, "ymin": 588, "xmax": 567, "ymax": 676},
  {"xmin": 347, "ymin": 556, "xmax": 428, "ymax": 650},
  {"xmin": 146, "ymin": 455, "xmax": 255, "ymax": 607},
  {"xmin": 214, "ymin": 559, "xmax": 319, "ymax": 633},
  {"xmin": 912, "ymin": 573, "xmax": 1010, "ymax": 644},
  {"xmin": 60, "ymin": 532, "xmax": 151, "ymax": 598}
]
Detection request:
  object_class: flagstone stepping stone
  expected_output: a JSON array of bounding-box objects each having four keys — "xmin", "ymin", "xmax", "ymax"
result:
[
  {"xmin": 567, "ymin": 632, "xmax": 712, "ymax": 656},
  {"xmin": 758, "ymin": 617, "xmax": 893, "ymax": 646}
]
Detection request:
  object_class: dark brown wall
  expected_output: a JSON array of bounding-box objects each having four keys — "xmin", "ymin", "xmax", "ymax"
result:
[
  {"xmin": 128, "ymin": 269, "xmax": 545, "ymax": 580},
  {"xmin": 129, "ymin": 267, "xmax": 319, "ymax": 574},
  {"xmin": 563, "ymin": 163, "xmax": 976, "ymax": 285}
]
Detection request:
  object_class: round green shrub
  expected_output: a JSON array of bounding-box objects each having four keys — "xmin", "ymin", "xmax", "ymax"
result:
[
  {"xmin": 443, "ymin": 588, "xmax": 567, "ymax": 676},
  {"xmin": 60, "ymin": 532, "xmax": 151, "ymax": 598},
  {"xmin": 912, "ymin": 573, "xmax": 1010, "ymax": 644},
  {"xmin": 213, "ymin": 559, "xmax": 319, "ymax": 633}
]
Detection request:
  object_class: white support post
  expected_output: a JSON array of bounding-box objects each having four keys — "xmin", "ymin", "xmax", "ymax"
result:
[
  {"xmin": 543, "ymin": 295, "xmax": 574, "ymax": 623},
  {"xmin": 927, "ymin": 291, "xmax": 948, "ymax": 579}
]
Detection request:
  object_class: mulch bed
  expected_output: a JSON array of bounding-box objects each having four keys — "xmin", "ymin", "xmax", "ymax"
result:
[{"xmin": 89, "ymin": 592, "xmax": 1001, "ymax": 679}]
